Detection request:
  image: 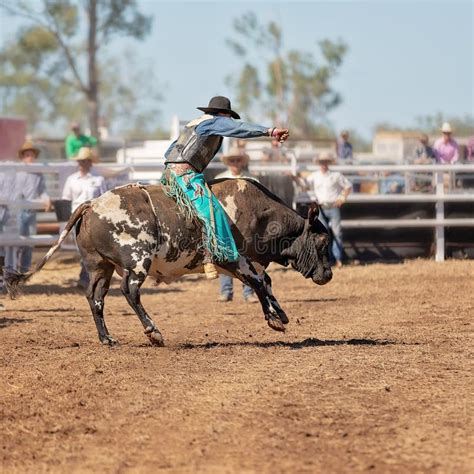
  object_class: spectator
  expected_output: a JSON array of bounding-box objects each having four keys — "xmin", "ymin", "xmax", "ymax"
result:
[
  {"xmin": 261, "ymin": 138, "xmax": 289, "ymax": 163},
  {"xmin": 305, "ymin": 151, "xmax": 352, "ymax": 268},
  {"xmin": 62, "ymin": 147, "xmax": 106, "ymax": 288},
  {"xmin": 414, "ymin": 134, "xmax": 436, "ymax": 163},
  {"xmin": 214, "ymin": 148, "xmax": 258, "ymax": 303},
  {"xmin": 410, "ymin": 134, "xmax": 435, "ymax": 192},
  {"xmin": 379, "ymin": 172, "xmax": 405, "ymax": 194},
  {"xmin": 433, "ymin": 123, "xmax": 459, "ymax": 164},
  {"xmin": 234, "ymin": 139, "xmax": 247, "ymax": 155},
  {"xmin": 466, "ymin": 136, "xmax": 474, "ymax": 162},
  {"xmin": 65, "ymin": 122, "xmax": 98, "ymax": 159},
  {"xmin": 13, "ymin": 141, "xmax": 51, "ymax": 273},
  {"xmin": 337, "ymin": 130, "xmax": 353, "ymax": 162},
  {"xmin": 0, "ymin": 165, "xmax": 14, "ymax": 280}
]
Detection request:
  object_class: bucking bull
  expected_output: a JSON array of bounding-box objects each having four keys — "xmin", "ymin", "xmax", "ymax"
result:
[{"xmin": 4, "ymin": 178, "xmax": 332, "ymax": 345}]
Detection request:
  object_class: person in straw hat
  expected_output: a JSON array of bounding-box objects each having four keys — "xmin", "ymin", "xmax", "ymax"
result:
[
  {"xmin": 215, "ymin": 146, "xmax": 255, "ymax": 180},
  {"xmin": 10, "ymin": 141, "xmax": 51, "ymax": 273},
  {"xmin": 62, "ymin": 147, "xmax": 106, "ymax": 289},
  {"xmin": 303, "ymin": 151, "xmax": 352, "ymax": 268},
  {"xmin": 162, "ymin": 95, "xmax": 289, "ymax": 279},
  {"xmin": 214, "ymin": 147, "xmax": 258, "ymax": 302},
  {"xmin": 433, "ymin": 122, "xmax": 459, "ymax": 164},
  {"xmin": 62, "ymin": 147, "xmax": 105, "ymax": 212}
]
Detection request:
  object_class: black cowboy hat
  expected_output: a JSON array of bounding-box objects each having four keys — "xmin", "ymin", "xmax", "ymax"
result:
[{"xmin": 197, "ymin": 96, "xmax": 240, "ymax": 120}]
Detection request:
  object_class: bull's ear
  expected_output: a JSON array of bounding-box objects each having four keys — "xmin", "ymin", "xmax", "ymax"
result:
[{"xmin": 307, "ymin": 203, "xmax": 320, "ymax": 226}]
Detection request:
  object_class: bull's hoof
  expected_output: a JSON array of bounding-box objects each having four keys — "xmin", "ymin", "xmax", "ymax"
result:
[
  {"xmin": 267, "ymin": 315, "xmax": 286, "ymax": 332},
  {"xmin": 148, "ymin": 330, "xmax": 165, "ymax": 347},
  {"xmin": 276, "ymin": 311, "xmax": 289, "ymax": 325},
  {"xmin": 101, "ymin": 335, "xmax": 119, "ymax": 346}
]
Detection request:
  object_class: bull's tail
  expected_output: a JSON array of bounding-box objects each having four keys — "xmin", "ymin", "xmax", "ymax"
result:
[{"xmin": 3, "ymin": 201, "xmax": 91, "ymax": 299}]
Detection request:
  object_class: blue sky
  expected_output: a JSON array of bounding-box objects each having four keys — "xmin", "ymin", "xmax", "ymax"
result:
[{"xmin": 1, "ymin": 0, "xmax": 473, "ymax": 138}]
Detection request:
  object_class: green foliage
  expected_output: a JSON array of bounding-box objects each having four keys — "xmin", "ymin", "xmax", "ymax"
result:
[
  {"xmin": 97, "ymin": 0, "xmax": 152, "ymax": 43},
  {"xmin": 0, "ymin": 0, "xmax": 157, "ymax": 137},
  {"xmin": 226, "ymin": 12, "xmax": 347, "ymax": 139},
  {"xmin": 99, "ymin": 54, "xmax": 162, "ymax": 138},
  {"xmin": 375, "ymin": 114, "xmax": 474, "ymax": 137},
  {"xmin": 416, "ymin": 113, "xmax": 474, "ymax": 136}
]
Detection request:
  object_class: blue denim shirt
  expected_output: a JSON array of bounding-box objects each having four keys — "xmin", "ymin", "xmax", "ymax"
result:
[{"xmin": 165, "ymin": 116, "xmax": 269, "ymax": 158}]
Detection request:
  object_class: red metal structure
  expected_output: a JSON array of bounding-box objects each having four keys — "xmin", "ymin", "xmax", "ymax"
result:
[{"xmin": 0, "ymin": 117, "xmax": 26, "ymax": 160}]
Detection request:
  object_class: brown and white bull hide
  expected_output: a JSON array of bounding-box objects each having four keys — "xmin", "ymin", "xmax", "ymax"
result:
[{"xmin": 4, "ymin": 179, "xmax": 332, "ymax": 346}]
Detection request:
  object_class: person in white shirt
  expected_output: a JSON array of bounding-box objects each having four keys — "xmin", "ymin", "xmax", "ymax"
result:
[
  {"xmin": 304, "ymin": 151, "xmax": 352, "ymax": 268},
  {"xmin": 62, "ymin": 147, "xmax": 106, "ymax": 288},
  {"xmin": 214, "ymin": 147, "xmax": 258, "ymax": 303},
  {"xmin": 62, "ymin": 147, "xmax": 107, "ymax": 211}
]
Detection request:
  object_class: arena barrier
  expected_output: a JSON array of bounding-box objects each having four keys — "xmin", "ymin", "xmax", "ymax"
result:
[{"xmin": 0, "ymin": 161, "xmax": 473, "ymax": 263}]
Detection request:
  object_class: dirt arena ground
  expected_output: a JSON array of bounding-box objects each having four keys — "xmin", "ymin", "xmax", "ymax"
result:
[{"xmin": 1, "ymin": 253, "xmax": 473, "ymax": 473}]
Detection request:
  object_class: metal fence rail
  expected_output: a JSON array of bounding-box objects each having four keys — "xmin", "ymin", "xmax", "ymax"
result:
[{"xmin": 1, "ymin": 161, "xmax": 473, "ymax": 263}]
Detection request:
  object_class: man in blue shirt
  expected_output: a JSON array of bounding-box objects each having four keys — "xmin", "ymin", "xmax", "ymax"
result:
[
  {"xmin": 337, "ymin": 130, "xmax": 353, "ymax": 163},
  {"xmin": 163, "ymin": 96, "xmax": 289, "ymax": 278}
]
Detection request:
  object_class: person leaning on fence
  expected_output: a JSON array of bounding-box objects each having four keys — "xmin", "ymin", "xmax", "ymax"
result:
[
  {"xmin": 65, "ymin": 122, "xmax": 98, "ymax": 159},
  {"xmin": 11, "ymin": 141, "xmax": 51, "ymax": 273},
  {"xmin": 302, "ymin": 151, "xmax": 352, "ymax": 268},
  {"xmin": 433, "ymin": 123, "xmax": 459, "ymax": 164},
  {"xmin": 409, "ymin": 134, "xmax": 436, "ymax": 193},
  {"xmin": 466, "ymin": 136, "xmax": 474, "ymax": 162},
  {"xmin": 214, "ymin": 147, "xmax": 258, "ymax": 303},
  {"xmin": 414, "ymin": 134, "xmax": 436, "ymax": 164},
  {"xmin": 61, "ymin": 147, "xmax": 107, "ymax": 289}
]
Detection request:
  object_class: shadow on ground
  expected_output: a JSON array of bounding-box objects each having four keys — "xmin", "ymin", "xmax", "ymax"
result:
[
  {"xmin": 284, "ymin": 298, "xmax": 341, "ymax": 303},
  {"xmin": 0, "ymin": 317, "xmax": 33, "ymax": 329},
  {"xmin": 10, "ymin": 284, "xmax": 182, "ymax": 296},
  {"xmin": 178, "ymin": 337, "xmax": 399, "ymax": 350}
]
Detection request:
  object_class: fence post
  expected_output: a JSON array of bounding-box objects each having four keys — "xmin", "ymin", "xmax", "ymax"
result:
[
  {"xmin": 290, "ymin": 152, "xmax": 298, "ymax": 210},
  {"xmin": 435, "ymin": 171, "xmax": 445, "ymax": 262}
]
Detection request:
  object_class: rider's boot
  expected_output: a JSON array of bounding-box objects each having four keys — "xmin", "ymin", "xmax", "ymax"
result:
[{"xmin": 203, "ymin": 253, "xmax": 218, "ymax": 280}]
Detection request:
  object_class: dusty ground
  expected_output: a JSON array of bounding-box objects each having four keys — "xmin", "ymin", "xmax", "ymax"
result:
[{"xmin": 1, "ymin": 253, "xmax": 473, "ymax": 473}]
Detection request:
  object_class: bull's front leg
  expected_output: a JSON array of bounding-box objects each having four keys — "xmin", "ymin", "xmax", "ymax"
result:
[
  {"xmin": 262, "ymin": 271, "xmax": 289, "ymax": 325},
  {"xmin": 220, "ymin": 257, "xmax": 286, "ymax": 332}
]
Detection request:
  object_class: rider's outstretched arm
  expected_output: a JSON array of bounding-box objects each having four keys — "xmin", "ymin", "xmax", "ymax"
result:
[{"xmin": 196, "ymin": 116, "xmax": 289, "ymax": 142}]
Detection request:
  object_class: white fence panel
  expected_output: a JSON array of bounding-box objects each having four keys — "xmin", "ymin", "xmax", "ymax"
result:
[{"xmin": 1, "ymin": 162, "xmax": 473, "ymax": 264}]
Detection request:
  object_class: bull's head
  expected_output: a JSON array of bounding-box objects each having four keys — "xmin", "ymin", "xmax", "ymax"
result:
[{"xmin": 282, "ymin": 204, "xmax": 333, "ymax": 285}]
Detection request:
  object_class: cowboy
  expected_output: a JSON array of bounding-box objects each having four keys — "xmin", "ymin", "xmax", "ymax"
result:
[
  {"xmin": 8, "ymin": 141, "xmax": 51, "ymax": 274},
  {"xmin": 163, "ymin": 96, "xmax": 289, "ymax": 278},
  {"xmin": 65, "ymin": 122, "xmax": 98, "ymax": 159},
  {"xmin": 433, "ymin": 122, "xmax": 459, "ymax": 164},
  {"xmin": 215, "ymin": 147, "xmax": 258, "ymax": 303},
  {"xmin": 215, "ymin": 146, "xmax": 255, "ymax": 180},
  {"xmin": 62, "ymin": 147, "xmax": 106, "ymax": 288},
  {"xmin": 302, "ymin": 151, "xmax": 352, "ymax": 268}
]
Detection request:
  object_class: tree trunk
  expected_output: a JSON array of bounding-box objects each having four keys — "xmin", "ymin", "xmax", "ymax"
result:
[{"xmin": 87, "ymin": 0, "xmax": 99, "ymax": 140}]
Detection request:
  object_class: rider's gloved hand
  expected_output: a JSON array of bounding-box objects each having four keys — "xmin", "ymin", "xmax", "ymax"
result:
[{"xmin": 269, "ymin": 128, "xmax": 290, "ymax": 143}]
